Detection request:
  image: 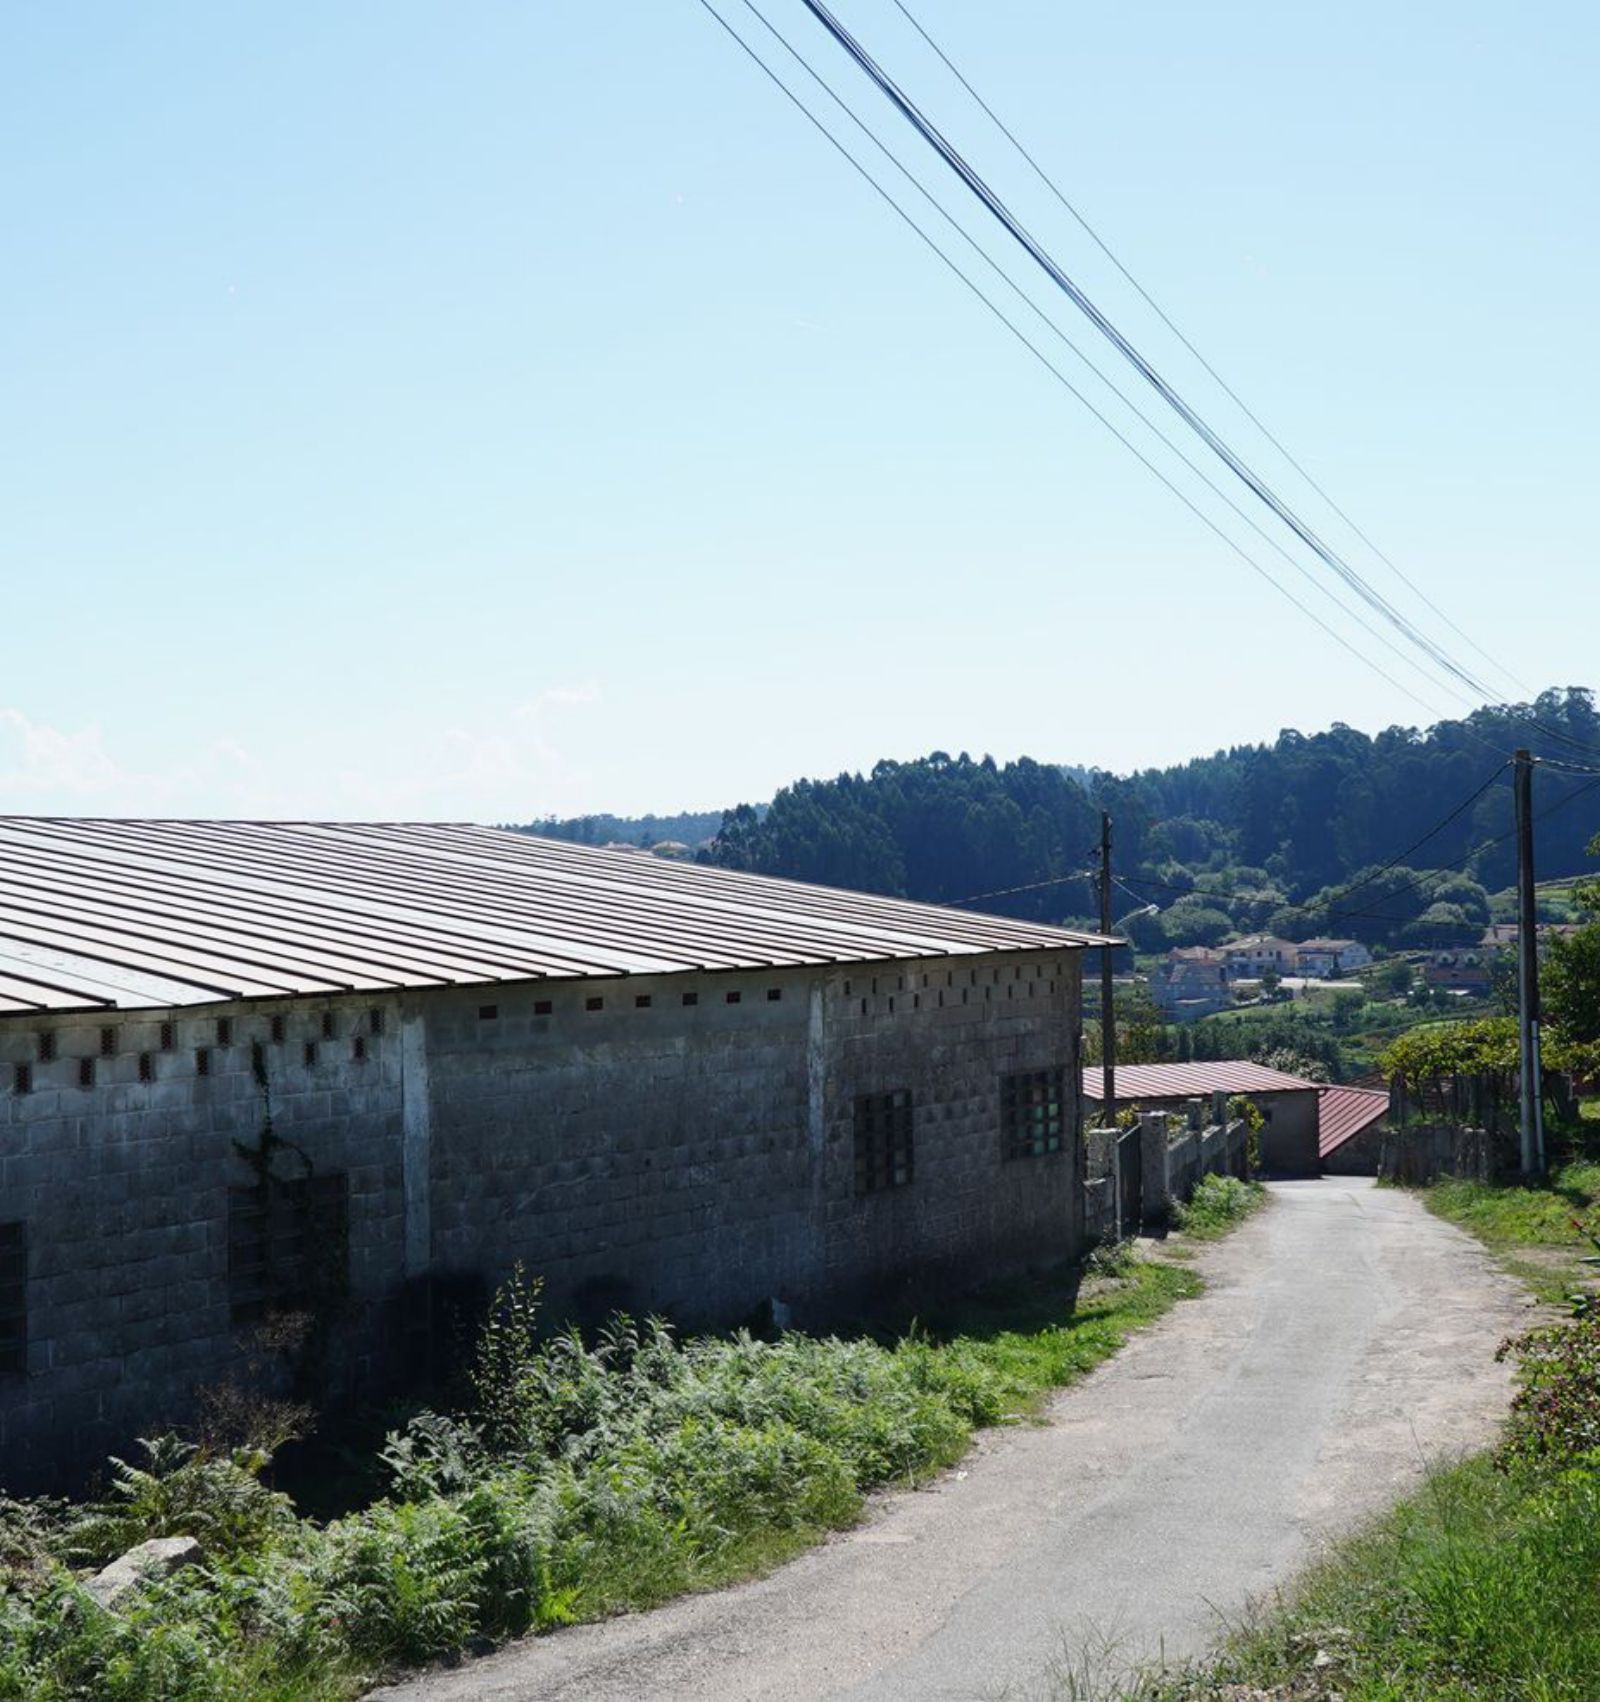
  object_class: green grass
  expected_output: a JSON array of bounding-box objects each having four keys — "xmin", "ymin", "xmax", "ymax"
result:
[
  {"xmin": 1420, "ymin": 1160, "xmax": 1600, "ymax": 1304},
  {"xmin": 1139, "ymin": 1456, "xmax": 1600, "ymax": 1701},
  {"xmin": 1169, "ymin": 1174, "xmax": 1267, "ymax": 1240},
  {"xmin": 0, "ymin": 1254, "xmax": 1210, "ymax": 1702}
]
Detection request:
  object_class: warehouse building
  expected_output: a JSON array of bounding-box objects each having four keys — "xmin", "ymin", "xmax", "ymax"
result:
[{"xmin": 0, "ymin": 818, "xmax": 1106, "ymax": 1487}]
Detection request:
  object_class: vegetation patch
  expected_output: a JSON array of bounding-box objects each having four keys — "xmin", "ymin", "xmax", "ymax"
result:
[
  {"xmin": 1170, "ymin": 1175, "xmax": 1267, "ymax": 1241},
  {"xmin": 1137, "ymin": 1455, "xmax": 1600, "ymax": 1702},
  {"xmin": 0, "ymin": 1256, "xmax": 1204, "ymax": 1700}
]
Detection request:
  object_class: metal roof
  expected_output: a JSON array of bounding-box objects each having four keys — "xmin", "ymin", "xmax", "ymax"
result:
[
  {"xmin": 1081, "ymin": 1060, "xmax": 1319, "ymax": 1102},
  {"xmin": 0, "ymin": 818, "xmax": 1112, "ymax": 1017},
  {"xmin": 1316, "ymin": 1085, "xmax": 1390, "ymax": 1160}
]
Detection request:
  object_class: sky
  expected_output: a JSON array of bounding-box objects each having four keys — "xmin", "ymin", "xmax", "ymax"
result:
[{"xmin": 2, "ymin": 2, "xmax": 1595, "ymax": 822}]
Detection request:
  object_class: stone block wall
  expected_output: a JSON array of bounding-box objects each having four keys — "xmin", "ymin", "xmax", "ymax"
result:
[
  {"xmin": 1, "ymin": 948, "xmax": 1082, "ymax": 1489},
  {"xmin": 0, "ymin": 997, "xmax": 411, "ymax": 1489}
]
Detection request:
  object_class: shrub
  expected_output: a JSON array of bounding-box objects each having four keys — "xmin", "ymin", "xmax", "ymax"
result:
[
  {"xmin": 1496, "ymin": 1312, "xmax": 1600, "ymax": 1475},
  {"xmin": 1172, "ymin": 1174, "xmax": 1265, "ymax": 1239},
  {"xmin": 67, "ymin": 1437, "xmax": 297, "ymax": 1567}
]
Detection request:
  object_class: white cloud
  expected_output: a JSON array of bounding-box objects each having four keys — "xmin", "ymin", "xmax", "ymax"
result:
[{"xmin": 0, "ymin": 685, "xmax": 606, "ymax": 822}]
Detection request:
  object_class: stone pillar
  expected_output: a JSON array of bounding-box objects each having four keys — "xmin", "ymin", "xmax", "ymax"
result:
[{"xmin": 1139, "ymin": 1110, "xmax": 1171, "ymax": 1219}]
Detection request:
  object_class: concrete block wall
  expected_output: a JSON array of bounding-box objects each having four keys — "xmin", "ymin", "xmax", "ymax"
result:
[
  {"xmin": 1, "ymin": 947, "xmax": 1082, "ymax": 1489},
  {"xmin": 422, "ymin": 950, "xmax": 1083, "ymax": 1326},
  {"xmin": 0, "ymin": 997, "xmax": 411, "ymax": 1489}
]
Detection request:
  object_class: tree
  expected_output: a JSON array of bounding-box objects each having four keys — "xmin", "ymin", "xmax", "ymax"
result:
[{"xmin": 1543, "ymin": 854, "xmax": 1600, "ymax": 1047}]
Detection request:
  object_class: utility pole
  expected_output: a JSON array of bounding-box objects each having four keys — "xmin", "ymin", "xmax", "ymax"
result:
[
  {"xmin": 1514, "ymin": 749, "xmax": 1546, "ymax": 1177},
  {"xmin": 1099, "ymin": 811, "xmax": 1115, "ymax": 1121}
]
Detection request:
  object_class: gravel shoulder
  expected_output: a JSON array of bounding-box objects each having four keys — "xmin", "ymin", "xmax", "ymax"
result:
[{"xmin": 373, "ymin": 1179, "xmax": 1528, "ymax": 1702}]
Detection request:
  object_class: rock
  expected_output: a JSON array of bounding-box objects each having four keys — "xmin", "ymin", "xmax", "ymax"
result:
[{"xmin": 85, "ymin": 1535, "xmax": 203, "ymax": 1610}]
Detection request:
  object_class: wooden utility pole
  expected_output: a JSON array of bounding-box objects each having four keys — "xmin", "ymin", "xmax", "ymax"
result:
[
  {"xmin": 1514, "ymin": 749, "xmax": 1546, "ymax": 1177},
  {"xmin": 1099, "ymin": 811, "xmax": 1115, "ymax": 1120}
]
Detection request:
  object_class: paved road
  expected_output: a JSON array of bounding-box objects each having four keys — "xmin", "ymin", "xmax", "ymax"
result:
[{"xmin": 376, "ymin": 1180, "xmax": 1529, "ymax": 1702}]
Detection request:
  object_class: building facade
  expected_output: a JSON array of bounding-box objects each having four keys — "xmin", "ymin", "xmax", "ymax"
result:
[{"xmin": 0, "ymin": 820, "xmax": 1099, "ymax": 1490}]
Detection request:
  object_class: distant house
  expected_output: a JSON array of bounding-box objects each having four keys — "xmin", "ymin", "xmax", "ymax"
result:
[
  {"xmin": 1424, "ymin": 950, "xmax": 1492, "ymax": 995},
  {"xmin": 1293, "ymin": 937, "xmax": 1372, "ymax": 976},
  {"xmin": 1150, "ymin": 947, "xmax": 1231, "ymax": 1020},
  {"xmin": 1219, "ymin": 935, "xmax": 1298, "ymax": 978},
  {"xmin": 1479, "ymin": 922, "xmax": 1581, "ymax": 949}
]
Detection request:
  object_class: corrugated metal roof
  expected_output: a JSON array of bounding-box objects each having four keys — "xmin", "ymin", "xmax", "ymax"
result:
[
  {"xmin": 1317, "ymin": 1085, "xmax": 1390, "ymax": 1159},
  {"xmin": 0, "ymin": 818, "xmax": 1113, "ymax": 1017},
  {"xmin": 1081, "ymin": 1060, "xmax": 1319, "ymax": 1102}
]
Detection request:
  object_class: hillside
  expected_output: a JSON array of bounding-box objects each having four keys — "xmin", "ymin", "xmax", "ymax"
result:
[{"xmin": 700, "ymin": 688, "xmax": 1600, "ymax": 952}]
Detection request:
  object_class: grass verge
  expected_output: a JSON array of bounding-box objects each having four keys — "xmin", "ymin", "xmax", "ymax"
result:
[
  {"xmin": 0, "ymin": 1252, "xmax": 1207, "ymax": 1702},
  {"xmin": 1136, "ymin": 1455, "xmax": 1600, "ymax": 1702},
  {"xmin": 1421, "ymin": 1158, "xmax": 1600, "ymax": 1304}
]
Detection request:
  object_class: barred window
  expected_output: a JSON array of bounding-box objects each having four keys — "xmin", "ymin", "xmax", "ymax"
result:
[
  {"xmin": 228, "ymin": 1174, "xmax": 349, "ymax": 1324},
  {"xmin": 0, "ymin": 1221, "xmax": 25, "ymax": 1375},
  {"xmin": 1001, "ymin": 1067, "xmax": 1067, "ymax": 1160},
  {"xmin": 854, "ymin": 1090, "xmax": 914, "ymax": 1194}
]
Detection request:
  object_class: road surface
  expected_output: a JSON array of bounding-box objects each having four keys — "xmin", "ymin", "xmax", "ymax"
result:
[{"xmin": 375, "ymin": 1179, "xmax": 1528, "ymax": 1702}]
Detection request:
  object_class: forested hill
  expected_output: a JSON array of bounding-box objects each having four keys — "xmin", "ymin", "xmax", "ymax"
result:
[{"xmin": 703, "ymin": 688, "xmax": 1600, "ymax": 951}]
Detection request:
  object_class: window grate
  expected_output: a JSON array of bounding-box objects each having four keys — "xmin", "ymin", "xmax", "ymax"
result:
[
  {"xmin": 1001, "ymin": 1068, "xmax": 1067, "ymax": 1160},
  {"xmin": 99, "ymin": 1026, "xmax": 117, "ymax": 1057},
  {"xmin": 854, "ymin": 1090, "xmax": 914, "ymax": 1194},
  {"xmin": 0, "ymin": 1221, "xmax": 25, "ymax": 1375},
  {"xmin": 228, "ymin": 1173, "xmax": 349, "ymax": 1324}
]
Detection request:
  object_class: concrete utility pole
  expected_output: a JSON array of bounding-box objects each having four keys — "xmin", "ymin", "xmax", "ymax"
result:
[
  {"xmin": 1514, "ymin": 749, "xmax": 1546, "ymax": 1177},
  {"xmin": 1099, "ymin": 811, "xmax": 1115, "ymax": 1120}
]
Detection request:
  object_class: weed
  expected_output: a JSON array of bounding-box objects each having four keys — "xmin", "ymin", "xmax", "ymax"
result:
[{"xmin": 1170, "ymin": 1175, "xmax": 1266, "ymax": 1240}]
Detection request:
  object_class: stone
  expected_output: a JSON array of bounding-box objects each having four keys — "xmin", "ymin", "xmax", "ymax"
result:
[{"xmin": 85, "ymin": 1535, "xmax": 203, "ymax": 1610}]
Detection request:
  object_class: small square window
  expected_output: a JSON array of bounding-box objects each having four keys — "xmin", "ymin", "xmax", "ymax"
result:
[
  {"xmin": 534, "ymin": 999, "xmax": 553, "ymax": 1016},
  {"xmin": 159, "ymin": 1021, "xmax": 175, "ymax": 1053},
  {"xmin": 138, "ymin": 1053, "xmax": 154, "ymax": 1084},
  {"xmin": 78, "ymin": 1058, "xmax": 95, "ymax": 1089},
  {"xmin": 13, "ymin": 1063, "xmax": 32, "ymax": 1096},
  {"xmin": 99, "ymin": 1026, "xmax": 117, "ymax": 1057},
  {"xmin": 228, "ymin": 1173, "xmax": 348, "ymax": 1325},
  {"xmin": 352, "ymin": 1034, "xmax": 368, "ymax": 1063},
  {"xmin": 682, "ymin": 991, "xmax": 699, "ymax": 1007},
  {"xmin": 36, "ymin": 1032, "xmax": 56, "ymax": 1063},
  {"xmin": 0, "ymin": 1220, "xmax": 25, "ymax": 1376},
  {"xmin": 195, "ymin": 1047, "xmax": 211, "ymax": 1078},
  {"xmin": 766, "ymin": 988, "xmax": 782, "ymax": 1002},
  {"xmin": 1000, "ymin": 1067, "xmax": 1067, "ymax": 1161},
  {"xmin": 270, "ymin": 1014, "xmax": 287, "ymax": 1045},
  {"xmin": 216, "ymin": 1017, "xmax": 233, "ymax": 1047},
  {"xmin": 635, "ymin": 994, "xmax": 652, "ymax": 1009},
  {"xmin": 478, "ymin": 1004, "xmax": 499, "ymax": 1021},
  {"xmin": 854, "ymin": 1090, "xmax": 914, "ymax": 1194},
  {"xmin": 369, "ymin": 1008, "xmax": 384, "ymax": 1036},
  {"xmin": 585, "ymin": 996, "xmax": 604, "ymax": 1013},
  {"xmin": 320, "ymin": 1012, "xmax": 336, "ymax": 1041},
  {"xmin": 303, "ymin": 1041, "xmax": 317, "ymax": 1067},
  {"xmin": 725, "ymin": 990, "xmax": 742, "ymax": 1005}
]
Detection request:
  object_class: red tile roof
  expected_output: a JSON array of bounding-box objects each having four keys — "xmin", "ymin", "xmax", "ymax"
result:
[{"xmin": 1317, "ymin": 1085, "xmax": 1389, "ymax": 1159}]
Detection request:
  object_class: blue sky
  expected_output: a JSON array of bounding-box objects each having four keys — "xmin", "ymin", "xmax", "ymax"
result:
[{"xmin": 2, "ymin": 2, "xmax": 1594, "ymax": 820}]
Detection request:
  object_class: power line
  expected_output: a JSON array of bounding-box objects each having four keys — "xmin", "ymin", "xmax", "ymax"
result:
[
  {"xmin": 796, "ymin": 2, "xmax": 1600, "ymax": 765},
  {"xmin": 691, "ymin": 0, "xmax": 1471, "ymax": 720},
  {"xmin": 796, "ymin": 0, "xmax": 1507, "ymax": 706},
  {"xmin": 884, "ymin": 0, "xmax": 1530, "ymax": 701},
  {"xmin": 729, "ymin": 0, "xmax": 1481, "ymax": 718}
]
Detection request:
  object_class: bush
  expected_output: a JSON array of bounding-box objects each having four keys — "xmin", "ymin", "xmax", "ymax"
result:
[
  {"xmin": 67, "ymin": 1437, "xmax": 297, "ymax": 1568},
  {"xmin": 1172, "ymin": 1175, "xmax": 1265, "ymax": 1239},
  {"xmin": 1496, "ymin": 1312, "xmax": 1600, "ymax": 1475}
]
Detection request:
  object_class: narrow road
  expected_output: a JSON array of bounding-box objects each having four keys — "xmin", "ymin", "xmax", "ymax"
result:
[{"xmin": 376, "ymin": 1179, "xmax": 1528, "ymax": 1702}]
